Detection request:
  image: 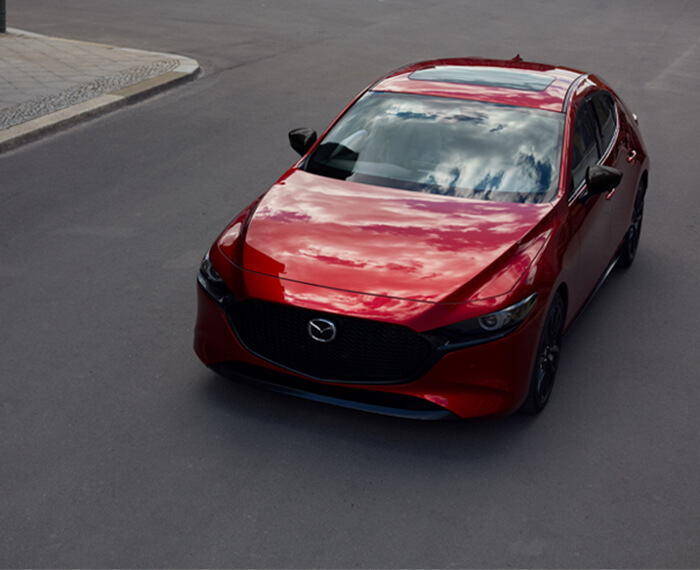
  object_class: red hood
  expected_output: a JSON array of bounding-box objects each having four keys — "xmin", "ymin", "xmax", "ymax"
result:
[{"xmin": 234, "ymin": 170, "xmax": 553, "ymax": 303}]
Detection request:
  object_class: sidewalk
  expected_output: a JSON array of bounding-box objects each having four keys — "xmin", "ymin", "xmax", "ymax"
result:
[{"xmin": 0, "ymin": 28, "xmax": 199, "ymax": 153}]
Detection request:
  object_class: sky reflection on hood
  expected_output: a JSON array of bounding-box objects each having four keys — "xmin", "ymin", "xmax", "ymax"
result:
[{"xmin": 240, "ymin": 171, "xmax": 553, "ymax": 303}]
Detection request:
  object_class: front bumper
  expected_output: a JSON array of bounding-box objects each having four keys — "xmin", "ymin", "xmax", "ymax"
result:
[{"xmin": 194, "ymin": 283, "xmax": 544, "ymax": 419}]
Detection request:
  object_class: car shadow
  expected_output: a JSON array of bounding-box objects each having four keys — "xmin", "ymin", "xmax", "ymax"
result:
[{"xmin": 197, "ymin": 367, "xmax": 542, "ymax": 463}]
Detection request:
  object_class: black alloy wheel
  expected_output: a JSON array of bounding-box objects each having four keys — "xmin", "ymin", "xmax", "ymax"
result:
[
  {"xmin": 617, "ymin": 180, "xmax": 646, "ymax": 268},
  {"xmin": 519, "ymin": 293, "xmax": 565, "ymax": 415}
]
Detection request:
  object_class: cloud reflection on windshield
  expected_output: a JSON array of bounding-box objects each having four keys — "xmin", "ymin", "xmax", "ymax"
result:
[{"xmin": 305, "ymin": 93, "xmax": 563, "ymax": 203}]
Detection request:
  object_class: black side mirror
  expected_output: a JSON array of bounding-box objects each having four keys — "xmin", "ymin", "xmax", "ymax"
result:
[
  {"xmin": 586, "ymin": 165, "xmax": 623, "ymax": 196},
  {"xmin": 289, "ymin": 128, "xmax": 317, "ymax": 156}
]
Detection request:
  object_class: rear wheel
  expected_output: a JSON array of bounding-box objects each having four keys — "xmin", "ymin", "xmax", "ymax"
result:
[
  {"xmin": 519, "ymin": 293, "xmax": 565, "ymax": 415},
  {"xmin": 617, "ymin": 179, "xmax": 646, "ymax": 268}
]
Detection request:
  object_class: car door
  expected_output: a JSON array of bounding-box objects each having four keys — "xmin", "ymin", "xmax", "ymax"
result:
[{"xmin": 566, "ymin": 98, "xmax": 615, "ymax": 313}]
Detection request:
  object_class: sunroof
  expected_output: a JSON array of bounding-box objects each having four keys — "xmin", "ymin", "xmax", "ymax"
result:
[{"xmin": 409, "ymin": 66, "xmax": 555, "ymax": 92}]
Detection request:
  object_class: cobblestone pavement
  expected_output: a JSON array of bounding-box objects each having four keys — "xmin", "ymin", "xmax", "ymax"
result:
[{"xmin": 0, "ymin": 28, "xmax": 198, "ymax": 150}]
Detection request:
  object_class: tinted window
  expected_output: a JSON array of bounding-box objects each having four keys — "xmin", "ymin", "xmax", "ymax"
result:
[
  {"xmin": 304, "ymin": 92, "xmax": 564, "ymax": 204},
  {"xmin": 589, "ymin": 92, "xmax": 617, "ymax": 155},
  {"xmin": 570, "ymin": 102, "xmax": 600, "ymax": 193},
  {"xmin": 410, "ymin": 66, "xmax": 555, "ymax": 91}
]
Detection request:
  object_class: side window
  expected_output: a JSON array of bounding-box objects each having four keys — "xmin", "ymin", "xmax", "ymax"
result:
[
  {"xmin": 570, "ymin": 102, "xmax": 600, "ymax": 195},
  {"xmin": 589, "ymin": 92, "xmax": 617, "ymax": 155}
]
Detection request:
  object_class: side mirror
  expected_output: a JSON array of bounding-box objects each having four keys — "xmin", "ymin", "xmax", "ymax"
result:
[
  {"xmin": 585, "ymin": 165, "xmax": 623, "ymax": 197},
  {"xmin": 289, "ymin": 127, "xmax": 317, "ymax": 156}
]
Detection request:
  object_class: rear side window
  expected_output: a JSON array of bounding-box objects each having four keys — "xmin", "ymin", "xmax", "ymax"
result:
[
  {"xmin": 570, "ymin": 102, "xmax": 600, "ymax": 194},
  {"xmin": 589, "ymin": 92, "xmax": 617, "ymax": 156}
]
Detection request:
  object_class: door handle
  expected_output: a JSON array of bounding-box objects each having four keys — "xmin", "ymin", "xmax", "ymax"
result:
[
  {"xmin": 627, "ymin": 150, "xmax": 638, "ymax": 164},
  {"xmin": 606, "ymin": 187, "xmax": 616, "ymax": 200}
]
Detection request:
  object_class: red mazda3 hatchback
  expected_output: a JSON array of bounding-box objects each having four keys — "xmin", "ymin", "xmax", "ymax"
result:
[{"xmin": 194, "ymin": 58, "xmax": 648, "ymax": 419}]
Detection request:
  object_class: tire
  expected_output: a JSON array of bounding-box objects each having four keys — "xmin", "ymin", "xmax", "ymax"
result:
[
  {"xmin": 519, "ymin": 293, "xmax": 565, "ymax": 415},
  {"xmin": 617, "ymin": 180, "xmax": 646, "ymax": 268}
]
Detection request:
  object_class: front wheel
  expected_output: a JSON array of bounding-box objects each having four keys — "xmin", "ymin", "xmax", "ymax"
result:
[{"xmin": 519, "ymin": 293, "xmax": 565, "ymax": 415}]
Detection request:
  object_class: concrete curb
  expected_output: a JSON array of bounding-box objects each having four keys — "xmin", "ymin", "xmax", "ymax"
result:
[{"xmin": 0, "ymin": 29, "xmax": 200, "ymax": 153}]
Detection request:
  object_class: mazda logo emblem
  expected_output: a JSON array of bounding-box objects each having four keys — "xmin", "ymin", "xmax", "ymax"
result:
[{"xmin": 308, "ymin": 318, "xmax": 337, "ymax": 343}]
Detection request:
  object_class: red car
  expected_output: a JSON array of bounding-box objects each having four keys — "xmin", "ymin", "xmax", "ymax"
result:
[{"xmin": 194, "ymin": 57, "xmax": 648, "ymax": 419}]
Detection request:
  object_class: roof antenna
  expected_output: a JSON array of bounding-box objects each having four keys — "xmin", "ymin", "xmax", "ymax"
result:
[{"xmin": 511, "ymin": 54, "xmax": 523, "ymax": 62}]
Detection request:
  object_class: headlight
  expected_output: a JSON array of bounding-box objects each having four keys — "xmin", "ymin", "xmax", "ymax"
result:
[
  {"xmin": 427, "ymin": 293, "xmax": 537, "ymax": 350},
  {"xmin": 477, "ymin": 293, "xmax": 538, "ymax": 332},
  {"xmin": 197, "ymin": 251, "xmax": 235, "ymax": 306}
]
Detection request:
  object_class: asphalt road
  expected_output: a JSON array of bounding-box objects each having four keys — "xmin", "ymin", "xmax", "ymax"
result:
[{"xmin": 2, "ymin": 1, "xmax": 699, "ymax": 567}]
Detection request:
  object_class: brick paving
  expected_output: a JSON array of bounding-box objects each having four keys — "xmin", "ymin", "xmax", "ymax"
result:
[{"xmin": 0, "ymin": 28, "xmax": 198, "ymax": 148}]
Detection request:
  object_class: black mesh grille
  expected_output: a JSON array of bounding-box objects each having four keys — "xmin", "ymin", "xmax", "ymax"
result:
[{"xmin": 226, "ymin": 300, "xmax": 433, "ymax": 383}]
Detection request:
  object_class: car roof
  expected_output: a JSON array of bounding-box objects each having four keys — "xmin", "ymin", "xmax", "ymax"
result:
[{"xmin": 370, "ymin": 58, "xmax": 585, "ymax": 113}]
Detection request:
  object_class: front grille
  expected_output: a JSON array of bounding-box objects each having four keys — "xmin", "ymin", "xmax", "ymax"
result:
[{"xmin": 226, "ymin": 300, "xmax": 434, "ymax": 383}]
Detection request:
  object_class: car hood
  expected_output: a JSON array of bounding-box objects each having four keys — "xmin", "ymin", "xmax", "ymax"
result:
[{"xmin": 234, "ymin": 169, "xmax": 553, "ymax": 303}]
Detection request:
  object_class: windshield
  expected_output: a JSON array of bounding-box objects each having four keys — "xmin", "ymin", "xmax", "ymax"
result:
[{"xmin": 303, "ymin": 92, "xmax": 564, "ymax": 203}]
